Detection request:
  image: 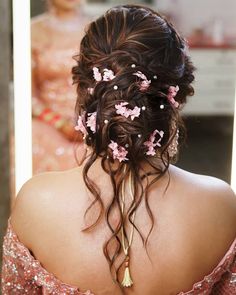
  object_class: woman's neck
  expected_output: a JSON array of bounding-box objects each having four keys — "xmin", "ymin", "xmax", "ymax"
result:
[{"xmin": 48, "ymin": 5, "xmax": 80, "ymax": 21}]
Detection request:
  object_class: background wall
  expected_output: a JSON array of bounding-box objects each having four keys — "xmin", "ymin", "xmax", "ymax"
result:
[{"xmin": 156, "ymin": 0, "xmax": 236, "ymax": 41}]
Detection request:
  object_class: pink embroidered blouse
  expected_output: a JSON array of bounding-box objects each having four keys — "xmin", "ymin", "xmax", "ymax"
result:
[{"xmin": 1, "ymin": 221, "xmax": 236, "ymax": 294}]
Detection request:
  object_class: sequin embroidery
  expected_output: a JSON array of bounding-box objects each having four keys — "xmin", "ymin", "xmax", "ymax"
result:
[{"xmin": 1, "ymin": 221, "xmax": 236, "ymax": 294}]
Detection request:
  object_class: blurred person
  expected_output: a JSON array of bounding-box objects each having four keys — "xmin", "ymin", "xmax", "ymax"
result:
[
  {"xmin": 2, "ymin": 5, "xmax": 236, "ymax": 295},
  {"xmin": 31, "ymin": 0, "xmax": 89, "ymax": 174}
]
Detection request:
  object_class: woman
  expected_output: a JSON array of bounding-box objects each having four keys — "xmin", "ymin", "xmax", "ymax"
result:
[
  {"xmin": 2, "ymin": 5, "xmax": 236, "ymax": 295},
  {"xmin": 31, "ymin": 0, "xmax": 88, "ymax": 174}
]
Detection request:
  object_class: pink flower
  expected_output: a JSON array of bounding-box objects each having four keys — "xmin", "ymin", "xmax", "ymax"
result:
[
  {"xmin": 109, "ymin": 140, "xmax": 118, "ymax": 151},
  {"xmin": 144, "ymin": 129, "xmax": 164, "ymax": 156},
  {"xmin": 74, "ymin": 113, "xmax": 88, "ymax": 137},
  {"xmin": 103, "ymin": 69, "xmax": 116, "ymax": 81},
  {"xmin": 129, "ymin": 106, "xmax": 141, "ymax": 121},
  {"xmin": 115, "ymin": 102, "xmax": 141, "ymax": 121},
  {"xmin": 88, "ymin": 87, "xmax": 94, "ymax": 95},
  {"xmin": 115, "ymin": 102, "xmax": 129, "ymax": 118},
  {"xmin": 92, "ymin": 67, "xmax": 116, "ymax": 83},
  {"xmin": 93, "ymin": 67, "xmax": 102, "ymax": 82},
  {"xmin": 167, "ymin": 85, "xmax": 179, "ymax": 108},
  {"xmin": 86, "ymin": 112, "xmax": 97, "ymax": 133},
  {"xmin": 133, "ymin": 71, "xmax": 151, "ymax": 91},
  {"xmin": 108, "ymin": 140, "xmax": 128, "ymax": 162}
]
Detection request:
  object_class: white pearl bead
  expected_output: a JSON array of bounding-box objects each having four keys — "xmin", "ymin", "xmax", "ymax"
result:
[
  {"xmin": 153, "ymin": 75, "xmax": 157, "ymax": 79},
  {"xmin": 131, "ymin": 64, "xmax": 136, "ymax": 68},
  {"xmin": 113, "ymin": 85, "xmax": 118, "ymax": 90},
  {"xmin": 160, "ymin": 104, "xmax": 164, "ymax": 109},
  {"xmin": 142, "ymin": 106, "xmax": 146, "ymax": 110},
  {"xmin": 125, "ymin": 144, "xmax": 129, "ymax": 148},
  {"xmin": 104, "ymin": 119, "xmax": 109, "ymax": 124},
  {"xmin": 138, "ymin": 134, "xmax": 141, "ymax": 138}
]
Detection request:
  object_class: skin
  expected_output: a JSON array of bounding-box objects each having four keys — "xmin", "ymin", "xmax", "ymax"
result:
[
  {"xmin": 49, "ymin": 0, "xmax": 80, "ymax": 14},
  {"xmin": 10, "ymin": 154, "xmax": 236, "ymax": 295}
]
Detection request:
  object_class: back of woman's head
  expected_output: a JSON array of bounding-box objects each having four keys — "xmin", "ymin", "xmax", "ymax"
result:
[{"xmin": 72, "ymin": 4, "xmax": 195, "ymax": 292}]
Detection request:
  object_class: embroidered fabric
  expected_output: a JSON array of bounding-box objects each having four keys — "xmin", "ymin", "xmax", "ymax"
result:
[
  {"xmin": 1, "ymin": 222, "xmax": 94, "ymax": 295},
  {"xmin": 1, "ymin": 221, "xmax": 236, "ymax": 295},
  {"xmin": 31, "ymin": 13, "xmax": 88, "ymax": 174}
]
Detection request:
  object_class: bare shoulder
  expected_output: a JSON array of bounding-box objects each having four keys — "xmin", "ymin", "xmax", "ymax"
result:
[
  {"xmin": 10, "ymin": 168, "xmax": 83, "ymax": 249},
  {"xmin": 163, "ymin": 165, "xmax": 236, "ymax": 289},
  {"xmin": 170, "ymin": 164, "xmax": 236, "ymax": 230},
  {"xmin": 169, "ymin": 165, "xmax": 236, "ymax": 258}
]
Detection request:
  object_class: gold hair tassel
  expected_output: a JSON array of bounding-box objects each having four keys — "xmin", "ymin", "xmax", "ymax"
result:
[
  {"xmin": 121, "ymin": 256, "xmax": 133, "ymax": 287},
  {"xmin": 120, "ymin": 166, "xmax": 135, "ymax": 288}
]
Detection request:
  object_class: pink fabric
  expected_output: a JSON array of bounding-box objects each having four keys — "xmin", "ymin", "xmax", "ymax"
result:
[
  {"xmin": 1, "ymin": 221, "xmax": 236, "ymax": 294},
  {"xmin": 1, "ymin": 221, "xmax": 93, "ymax": 295},
  {"xmin": 31, "ymin": 30, "xmax": 84, "ymax": 174}
]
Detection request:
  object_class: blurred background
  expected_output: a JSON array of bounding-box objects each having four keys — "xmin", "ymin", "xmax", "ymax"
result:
[{"xmin": 1, "ymin": 0, "xmax": 236, "ymax": 269}]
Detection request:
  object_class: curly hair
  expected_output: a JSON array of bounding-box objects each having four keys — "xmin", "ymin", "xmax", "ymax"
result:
[{"xmin": 72, "ymin": 4, "xmax": 195, "ymax": 293}]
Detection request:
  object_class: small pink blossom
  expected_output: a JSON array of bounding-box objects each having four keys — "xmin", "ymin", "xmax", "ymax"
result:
[
  {"xmin": 92, "ymin": 67, "xmax": 116, "ymax": 82},
  {"xmin": 108, "ymin": 140, "xmax": 128, "ymax": 162},
  {"xmin": 103, "ymin": 69, "xmax": 116, "ymax": 81},
  {"xmin": 144, "ymin": 129, "xmax": 164, "ymax": 156},
  {"xmin": 115, "ymin": 102, "xmax": 141, "ymax": 121},
  {"xmin": 74, "ymin": 113, "xmax": 88, "ymax": 136},
  {"xmin": 88, "ymin": 87, "xmax": 94, "ymax": 95},
  {"xmin": 115, "ymin": 102, "xmax": 130, "ymax": 118},
  {"xmin": 129, "ymin": 106, "xmax": 141, "ymax": 120},
  {"xmin": 133, "ymin": 71, "xmax": 151, "ymax": 91},
  {"xmin": 86, "ymin": 112, "xmax": 97, "ymax": 133},
  {"xmin": 167, "ymin": 85, "xmax": 179, "ymax": 108},
  {"xmin": 93, "ymin": 67, "xmax": 102, "ymax": 82}
]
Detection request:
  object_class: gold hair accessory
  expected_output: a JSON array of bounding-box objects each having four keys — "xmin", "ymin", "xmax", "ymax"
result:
[{"xmin": 120, "ymin": 166, "xmax": 136, "ymax": 287}]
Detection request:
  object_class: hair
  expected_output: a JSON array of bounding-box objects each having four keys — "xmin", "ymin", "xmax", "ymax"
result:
[{"xmin": 72, "ymin": 4, "xmax": 195, "ymax": 293}]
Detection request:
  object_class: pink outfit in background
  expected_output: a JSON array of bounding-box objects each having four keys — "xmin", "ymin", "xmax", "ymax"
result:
[
  {"xmin": 31, "ymin": 13, "xmax": 87, "ymax": 174},
  {"xmin": 1, "ymin": 221, "xmax": 236, "ymax": 294}
]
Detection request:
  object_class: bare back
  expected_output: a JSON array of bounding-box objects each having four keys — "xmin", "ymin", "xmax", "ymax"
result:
[{"xmin": 11, "ymin": 163, "xmax": 236, "ymax": 295}]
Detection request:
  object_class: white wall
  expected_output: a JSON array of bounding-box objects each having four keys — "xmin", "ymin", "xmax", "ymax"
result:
[{"xmin": 155, "ymin": 0, "xmax": 236, "ymax": 38}]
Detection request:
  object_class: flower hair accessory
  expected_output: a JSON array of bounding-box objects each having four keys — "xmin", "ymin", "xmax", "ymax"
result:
[
  {"xmin": 89, "ymin": 67, "xmax": 116, "ymax": 94},
  {"xmin": 93, "ymin": 67, "xmax": 102, "ymax": 82},
  {"xmin": 93, "ymin": 67, "xmax": 116, "ymax": 82},
  {"xmin": 88, "ymin": 87, "xmax": 94, "ymax": 95},
  {"xmin": 103, "ymin": 69, "xmax": 116, "ymax": 81},
  {"xmin": 108, "ymin": 140, "xmax": 128, "ymax": 162},
  {"xmin": 115, "ymin": 102, "xmax": 142, "ymax": 121},
  {"xmin": 86, "ymin": 112, "xmax": 97, "ymax": 133},
  {"xmin": 167, "ymin": 85, "xmax": 179, "ymax": 108},
  {"xmin": 133, "ymin": 71, "xmax": 151, "ymax": 91},
  {"xmin": 75, "ymin": 111, "xmax": 97, "ymax": 136},
  {"xmin": 75, "ymin": 112, "xmax": 88, "ymax": 138},
  {"xmin": 144, "ymin": 129, "xmax": 164, "ymax": 156}
]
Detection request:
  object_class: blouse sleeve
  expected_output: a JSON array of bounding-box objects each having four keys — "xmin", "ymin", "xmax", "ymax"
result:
[
  {"xmin": 1, "ymin": 225, "xmax": 41, "ymax": 294},
  {"xmin": 211, "ymin": 252, "xmax": 236, "ymax": 294}
]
